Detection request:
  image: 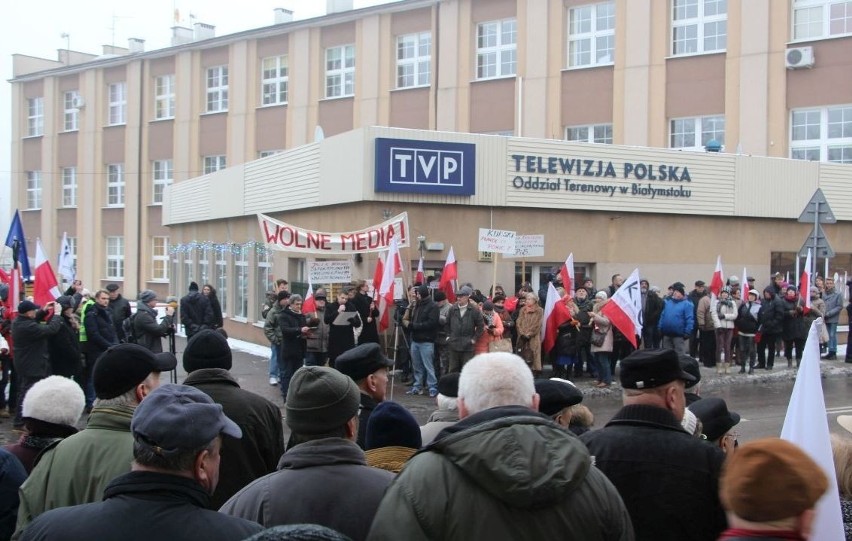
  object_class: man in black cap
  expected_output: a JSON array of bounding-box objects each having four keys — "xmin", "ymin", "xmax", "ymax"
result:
[
  {"xmin": 10, "ymin": 300, "xmax": 62, "ymax": 429},
  {"xmin": 419, "ymin": 372, "xmax": 460, "ymax": 445},
  {"xmin": 180, "ymin": 281, "xmax": 214, "ymax": 339},
  {"xmin": 106, "ymin": 283, "xmax": 131, "ymax": 343},
  {"xmin": 445, "ymin": 285, "xmax": 485, "ymax": 373},
  {"xmin": 535, "ymin": 378, "xmax": 583, "ymax": 427},
  {"xmin": 132, "ymin": 289, "xmax": 175, "ymax": 353},
  {"xmin": 580, "ymin": 348, "xmax": 726, "ymax": 541},
  {"xmin": 220, "ymin": 366, "xmax": 393, "ymax": 541},
  {"xmin": 182, "ymin": 329, "xmax": 284, "ymax": 508},
  {"xmin": 15, "ymin": 344, "xmax": 176, "ymax": 536},
  {"xmin": 688, "ymin": 397, "xmax": 740, "ymax": 456},
  {"xmin": 20, "ymin": 384, "xmax": 262, "ymax": 541},
  {"xmin": 679, "ymin": 354, "xmax": 702, "ymax": 405},
  {"xmin": 335, "ymin": 342, "xmax": 394, "ymax": 449}
]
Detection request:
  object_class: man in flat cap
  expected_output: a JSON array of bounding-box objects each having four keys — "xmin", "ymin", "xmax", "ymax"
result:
[
  {"xmin": 718, "ymin": 438, "xmax": 829, "ymax": 540},
  {"xmin": 535, "ymin": 378, "xmax": 584, "ymax": 427},
  {"xmin": 445, "ymin": 286, "xmax": 485, "ymax": 373},
  {"xmin": 182, "ymin": 329, "xmax": 284, "ymax": 509},
  {"xmin": 106, "ymin": 283, "xmax": 131, "ymax": 343},
  {"xmin": 419, "ymin": 372, "xmax": 460, "ymax": 446},
  {"xmin": 14, "ymin": 344, "xmax": 176, "ymax": 537},
  {"xmin": 132, "ymin": 289, "xmax": 175, "ymax": 352},
  {"xmin": 19, "ymin": 384, "xmax": 262, "ymax": 541},
  {"xmin": 369, "ymin": 352, "xmax": 632, "ymax": 540},
  {"xmin": 221, "ymin": 366, "xmax": 394, "ymax": 541},
  {"xmin": 335, "ymin": 342, "xmax": 394, "ymax": 449},
  {"xmin": 688, "ymin": 397, "xmax": 740, "ymax": 456},
  {"xmin": 581, "ymin": 348, "xmax": 726, "ymax": 541}
]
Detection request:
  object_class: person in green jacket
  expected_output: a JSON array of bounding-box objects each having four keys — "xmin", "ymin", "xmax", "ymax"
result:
[
  {"xmin": 367, "ymin": 352, "xmax": 634, "ymax": 541},
  {"xmin": 13, "ymin": 344, "xmax": 176, "ymax": 540}
]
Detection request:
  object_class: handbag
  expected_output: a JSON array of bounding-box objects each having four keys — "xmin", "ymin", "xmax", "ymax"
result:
[
  {"xmin": 591, "ymin": 325, "xmax": 607, "ymax": 347},
  {"xmin": 515, "ymin": 336, "xmax": 534, "ymax": 365},
  {"xmin": 488, "ymin": 338, "xmax": 513, "ymax": 353}
]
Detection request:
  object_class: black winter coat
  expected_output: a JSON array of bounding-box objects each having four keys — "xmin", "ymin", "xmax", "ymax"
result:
[
  {"xmin": 108, "ymin": 295, "xmax": 132, "ymax": 342},
  {"xmin": 758, "ymin": 290, "xmax": 785, "ymax": 335},
  {"xmin": 581, "ymin": 404, "xmax": 727, "ymax": 541},
  {"xmin": 47, "ymin": 315, "xmax": 82, "ymax": 378},
  {"xmin": 780, "ymin": 296, "xmax": 808, "ymax": 341},
  {"xmin": 180, "ymin": 292, "xmax": 214, "ymax": 338},
  {"xmin": 353, "ymin": 292, "xmax": 379, "ymax": 345},
  {"xmin": 83, "ymin": 303, "xmax": 118, "ymax": 358},
  {"xmin": 325, "ymin": 301, "xmax": 360, "ymax": 364},
  {"xmin": 19, "ymin": 471, "xmax": 262, "ymax": 541},
  {"xmin": 183, "ymin": 368, "xmax": 285, "ymax": 509},
  {"xmin": 278, "ymin": 307, "xmax": 307, "ymax": 363},
  {"xmin": 734, "ymin": 301, "xmax": 761, "ymax": 334},
  {"xmin": 12, "ymin": 313, "xmax": 63, "ymax": 378},
  {"xmin": 409, "ymin": 296, "xmax": 440, "ymax": 343},
  {"xmin": 206, "ymin": 293, "xmax": 224, "ymax": 328}
]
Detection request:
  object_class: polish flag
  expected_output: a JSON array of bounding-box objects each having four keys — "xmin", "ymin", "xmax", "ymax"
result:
[
  {"xmin": 0, "ymin": 267, "xmax": 9, "ymax": 285},
  {"xmin": 415, "ymin": 256, "xmax": 425, "ymax": 285},
  {"xmin": 33, "ymin": 239, "xmax": 62, "ymax": 307},
  {"xmin": 542, "ymin": 282, "xmax": 572, "ymax": 354},
  {"xmin": 439, "ymin": 246, "xmax": 457, "ymax": 303},
  {"xmin": 560, "ymin": 253, "xmax": 575, "ymax": 298},
  {"xmin": 600, "ymin": 268, "xmax": 643, "ymax": 348},
  {"xmin": 709, "ymin": 255, "xmax": 724, "ymax": 298},
  {"xmin": 800, "ymin": 250, "xmax": 812, "ymax": 311},
  {"xmin": 741, "ymin": 266, "xmax": 749, "ymax": 300},
  {"xmin": 9, "ymin": 267, "xmax": 20, "ymax": 318},
  {"xmin": 302, "ymin": 273, "xmax": 316, "ymax": 315},
  {"xmin": 377, "ymin": 236, "xmax": 402, "ymax": 332}
]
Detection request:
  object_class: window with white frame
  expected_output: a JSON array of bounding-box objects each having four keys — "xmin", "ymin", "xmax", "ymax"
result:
[
  {"xmin": 256, "ymin": 250, "xmax": 274, "ymax": 313},
  {"xmin": 235, "ymin": 247, "xmax": 249, "ymax": 319},
  {"xmin": 793, "ymin": 0, "xmax": 852, "ymax": 40},
  {"xmin": 26, "ymin": 171, "xmax": 42, "ymax": 209},
  {"xmin": 206, "ymin": 66, "xmax": 229, "ymax": 112},
  {"xmin": 63, "ymin": 91, "xmax": 79, "ymax": 131},
  {"xmin": 107, "ymin": 164, "xmax": 125, "ymax": 206},
  {"xmin": 791, "ymin": 105, "xmax": 852, "ymax": 163},
  {"xmin": 566, "ymin": 123, "xmax": 614, "ymax": 144},
  {"xmin": 27, "ymin": 97, "xmax": 44, "ymax": 137},
  {"xmin": 261, "ymin": 56, "xmax": 289, "ymax": 105},
  {"xmin": 215, "ymin": 250, "xmax": 229, "ymax": 314},
  {"xmin": 476, "ymin": 19, "xmax": 517, "ymax": 79},
  {"xmin": 183, "ymin": 252, "xmax": 195, "ymax": 292},
  {"xmin": 108, "ymin": 82, "xmax": 126, "ymax": 125},
  {"xmin": 325, "ymin": 45, "xmax": 355, "ymax": 98},
  {"xmin": 106, "ymin": 236, "xmax": 125, "ymax": 279},
  {"xmin": 203, "ymin": 155, "xmax": 226, "ymax": 174},
  {"xmin": 62, "ymin": 167, "xmax": 77, "ymax": 207},
  {"xmin": 568, "ymin": 2, "xmax": 615, "ymax": 68},
  {"xmin": 670, "ymin": 115, "xmax": 725, "ymax": 150},
  {"xmin": 152, "ymin": 159, "xmax": 173, "ymax": 204},
  {"xmin": 198, "ymin": 248, "xmax": 210, "ymax": 285},
  {"xmin": 154, "ymin": 75, "xmax": 175, "ymax": 119},
  {"xmin": 152, "ymin": 237, "xmax": 169, "ymax": 281},
  {"xmin": 396, "ymin": 32, "xmax": 431, "ymax": 88},
  {"xmin": 67, "ymin": 237, "xmax": 78, "ymax": 274},
  {"xmin": 672, "ymin": 0, "xmax": 727, "ymax": 55}
]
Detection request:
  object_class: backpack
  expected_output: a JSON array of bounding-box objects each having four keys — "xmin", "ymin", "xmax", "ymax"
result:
[{"xmin": 122, "ymin": 313, "xmax": 138, "ymax": 343}]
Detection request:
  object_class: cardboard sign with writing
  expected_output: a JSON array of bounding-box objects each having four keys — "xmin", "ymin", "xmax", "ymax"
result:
[
  {"xmin": 309, "ymin": 260, "xmax": 353, "ymax": 284},
  {"xmin": 506, "ymin": 234, "xmax": 545, "ymax": 258},
  {"xmin": 478, "ymin": 228, "xmax": 517, "ymax": 255}
]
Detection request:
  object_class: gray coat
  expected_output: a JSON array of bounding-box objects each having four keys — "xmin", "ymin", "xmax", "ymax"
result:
[
  {"xmin": 133, "ymin": 303, "xmax": 173, "ymax": 353},
  {"xmin": 445, "ymin": 303, "xmax": 485, "ymax": 352},
  {"xmin": 220, "ymin": 438, "xmax": 393, "ymax": 541},
  {"xmin": 823, "ymin": 287, "xmax": 843, "ymax": 323}
]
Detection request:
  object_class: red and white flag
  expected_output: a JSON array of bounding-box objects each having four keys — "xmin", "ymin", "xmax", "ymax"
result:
[
  {"xmin": 542, "ymin": 282, "xmax": 572, "ymax": 354},
  {"xmin": 560, "ymin": 253, "xmax": 575, "ymax": 298},
  {"xmin": 302, "ymin": 274, "xmax": 316, "ymax": 315},
  {"xmin": 709, "ymin": 255, "xmax": 724, "ymax": 298},
  {"xmin": 33, "ymin": 239, "xmax": 61, "ymax": 307},
  {"xmin": 9, "ymin": 267, "xmax": 20, "ymax": 318},
  {"xmin": 372, "ymin": 253, "xmax": 385, "ymax": 298},
  {"xmin": 439, "ymin": 246, "xmax": 457, "ymax": 303},
  {"xmin": 377, "ymin": 236, "xmax": 402, "ymax": 332},
  {"xmin": 415, "ymin": 256, "xmax": 425, "ymax": 285},
  {"xmin": 601, "ymin": 268, "xmax": 643, "ymax": 348},
  {"xmin": 800, "ymin": 250, "xmax": 812, "ymax": 311},
  {"xmin": 741, "ymin": 266, "xmax": 749, "ymax": 300}
]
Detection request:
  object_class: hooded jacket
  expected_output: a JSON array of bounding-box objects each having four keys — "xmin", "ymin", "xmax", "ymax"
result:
[
  {"xmin": 658, "ymin": 296, "xmax": 695, "ymax": 337},
  {"xmin": 367, "ymin": 406, "xmax": 633, "ymax": 541}
]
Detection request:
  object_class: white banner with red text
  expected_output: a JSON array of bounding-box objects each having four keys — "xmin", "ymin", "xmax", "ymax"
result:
[{"xmin": 258, "ymin": 212, "xmax": 410, "ymax": 254}]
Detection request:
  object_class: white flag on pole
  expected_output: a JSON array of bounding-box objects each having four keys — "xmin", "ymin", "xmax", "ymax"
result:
[{"xmin": 57, "ymin": 232, "xmax": 75, "ymax": 281}]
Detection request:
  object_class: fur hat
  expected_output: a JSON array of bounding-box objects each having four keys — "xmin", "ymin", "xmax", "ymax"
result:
[
  {"xmin": 22, "ymin": 376, "xmax": 85, "ymax": 427},
  {"xmin": 182, "ymin": 329, "xmax": 233, "ymax": 372}
]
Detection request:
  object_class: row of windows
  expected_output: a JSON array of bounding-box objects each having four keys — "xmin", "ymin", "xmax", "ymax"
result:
[{"xmin": 32, "ymin": 235, "xmax": 168, "ymax": 282}]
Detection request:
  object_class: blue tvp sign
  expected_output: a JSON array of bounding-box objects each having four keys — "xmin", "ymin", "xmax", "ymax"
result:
[{"xmin": 375, "ymin": 138, "xmax": 476, "ymax": 196}]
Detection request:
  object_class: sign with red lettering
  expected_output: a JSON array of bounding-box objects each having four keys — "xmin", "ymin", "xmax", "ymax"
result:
[{"xmin": 258, "ymin": 213, "xmax": 410, "ymax": 254}]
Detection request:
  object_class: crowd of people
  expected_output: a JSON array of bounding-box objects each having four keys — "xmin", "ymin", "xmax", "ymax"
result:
[{"xmin": 0, "ymin": 268, "xmax": 851, "ymax": 540}]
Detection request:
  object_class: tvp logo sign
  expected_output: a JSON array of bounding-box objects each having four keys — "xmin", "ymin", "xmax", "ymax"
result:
[{"xmin": 375, "ymin": 138, "xmax": 475, "ymax": 196}]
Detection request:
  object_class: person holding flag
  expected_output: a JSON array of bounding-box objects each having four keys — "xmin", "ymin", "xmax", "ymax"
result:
[
  {"xmin": 438, "ymin": 247, "xmax": 457, "ymax": 304},
  {"xmin": 780, "ymin": 285, "xmax": 808, "ymax": 369}
]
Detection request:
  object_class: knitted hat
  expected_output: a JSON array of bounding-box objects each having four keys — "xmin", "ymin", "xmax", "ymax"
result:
[
  {"xmin": 365, "ymin": 401, "xmax": 422, "ymax": 450},
  {"xmin": 182, "ymin": 329, "xmax": 233, "ymax": 372},
  {"xmin": 437, "ymin": 373, "xmax": 460, "ymax": 398},
  {"xmin": 138, "ymin": 289, "xmax": 157, "ymax": 303},
  {"xmin": 22, "ymin": 376, "xmax": 85, "ymax": 427},
  {"xmin": 671, "ymin": 283, "xmax": 686, "ymax": 296},
  {"xmin": 416, "ymin": 285, "xmax": 429, "ymax": 298},
  {"xmin": 56, "ymin": 295, "xmax": 75, "ymax": 311},
  {"xmin": 242, "ymin": 525, "xmax": 352, "ymax": 541},
  {"xmin": 285, "ymin": 366, "xmax": 361, "ymax": 434},
  {"xmin": 17, "ymin": 300, "xmax": 38, "ymax": 314},
  {"xmin": 189, "ymin": 282, "xmax": 199, "ymax": 292},
  {"xmin": 720, "ymin": 438, "xmax": 828, "ymax": 522}
]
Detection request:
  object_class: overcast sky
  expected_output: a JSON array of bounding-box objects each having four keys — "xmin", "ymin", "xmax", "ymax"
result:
[{"xmin": 0, "ymin": 0, "xmax": 396, "ymax": 229}]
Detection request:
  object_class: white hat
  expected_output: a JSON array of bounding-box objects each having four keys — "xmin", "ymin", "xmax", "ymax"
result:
[
  {"xmin": 595, "ymin": 291, "xmax": 608, "ymax": 300},
  {"xmin": 22, "ymin": 376, "xmax": 85, "ymax": 427}
]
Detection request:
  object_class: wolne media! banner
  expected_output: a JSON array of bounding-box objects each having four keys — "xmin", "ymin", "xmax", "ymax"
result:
[{"xmin": 258, "ymin": 212, "xmax": 410, "ymax": 254}]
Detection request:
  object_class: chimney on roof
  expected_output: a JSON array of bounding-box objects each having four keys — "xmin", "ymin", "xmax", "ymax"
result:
[
  {"xmin": 327, "ymin": 0, "xmax": 354, "ymax": 14},
  {"xmin": 171, "ymin": 26, "xmax": 193, "ymax": 46},
  {"xmin": 128, "ymin": 38, "xmax": 145, "ymax": 53},
  {"xmin": 274, "ymin": 8, "xmax": 294, "ymax": 24},
  {"xmin": 193, "ymin": 22, "xmax": 215, "ymax": 41}
]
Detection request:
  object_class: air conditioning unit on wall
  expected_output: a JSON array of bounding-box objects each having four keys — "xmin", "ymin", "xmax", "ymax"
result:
[
  {"xmin": 786, "ymin": 46, "xmax": 815, "ymax": 69},
  {"xmin": 71, "ymin": 95, "xmax": 86, "ymax": 109}
]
